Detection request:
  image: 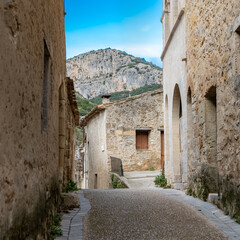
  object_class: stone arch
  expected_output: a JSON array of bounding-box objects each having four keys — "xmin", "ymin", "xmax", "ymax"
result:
[
  {"xmin": 164, "ymin": 95, "xmax": 169, "ymax": 167},
  {"xmin": 187, "ymin": 87, "xmax": 193, "ymax": 170},
  {"xmin": 203, "ymin": 85, "xmax": 219, "ymax": 194},
  {"xmin": 205, "ymin": 86, "xmax": 217, "ymax": 166},
  {"xmin": 172, "ymin": 84, "xmax": 182, "ymax": 185}
]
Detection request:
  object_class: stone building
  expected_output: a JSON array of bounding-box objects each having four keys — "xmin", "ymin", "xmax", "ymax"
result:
[
  {"xmin": 161, "ymin": 0, "xmax": 240, "ymax": 217},
  {"xmin": 80, "ymin": 90, "xmax": 164, "ymax": 189},
  {"xmin": 60, "ymin": 78, "xmax": 80, "ymax": 186},
  {"xmin": 0, "ymin": 1, "xmax": 79, "ymax": 239},
  {"xmin": 161, "ymin": 0, "xmax": 187, "ymax": 190},
  {"xmin": 74, "ymin": 145, "xmax": 85, "ymax": 189}
]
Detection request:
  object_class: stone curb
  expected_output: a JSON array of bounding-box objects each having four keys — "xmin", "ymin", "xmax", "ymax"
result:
[
  {"xmin": 157, "ymin": 189, "xmax": 240, "ymax": 240},
  {"xmin": 56, "ymin": 190, "xmax": 91, "ymax": 240}
]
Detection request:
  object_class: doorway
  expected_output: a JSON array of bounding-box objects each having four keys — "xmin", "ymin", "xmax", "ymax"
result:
[
  {"xmin": 172, "ymin": 84, "xmax": 182, "ymax": 183},
  {"xmin": 160, "ymin": 130, "xmax": 165, "ymax": 172}
]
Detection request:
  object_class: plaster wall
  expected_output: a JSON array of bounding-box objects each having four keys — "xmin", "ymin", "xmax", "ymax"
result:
[
  {"xmin": 84, "ymin": 111, "xmax": 108, "ymax": 189},
  {"xmin": 162, "ymin": 13, "xmax": 188, "ymax": 188}
]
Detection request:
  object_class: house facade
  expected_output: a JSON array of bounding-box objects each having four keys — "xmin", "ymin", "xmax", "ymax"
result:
[
  {"xmin": 0, "ymin": 1, "xmax": 79, "ymax": 239},
  {"xmin": 161, "ymin": 0, "xmax": 188, "ymax": 190},
  {"xmin": 162, "ymin": 0, "xmax": 240, "ymax": 217},
  {"xmin": 81, "ymin": 90, "xmax": 164, "ymax": 189}
]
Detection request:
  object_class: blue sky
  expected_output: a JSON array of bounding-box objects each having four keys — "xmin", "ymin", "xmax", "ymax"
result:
[{"xmin": 65, "ymin": 0, "xmax": 163, "ymax": 66}]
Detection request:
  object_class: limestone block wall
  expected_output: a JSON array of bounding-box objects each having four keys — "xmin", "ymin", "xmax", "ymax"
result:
[
  {"xmin": 162, "ymin": 10, "xmax": 188, "ymax": 189},
  {"xmin": 84, "ymin": 111, "xmax": 109, "ymax": 189},
  {"xmin": 185, "ymin": 0, "xmax": 240, "ymax": 217},
  {"xmin": 105, "ymin": 90, "xmax": 164, "ymax": 172},
  {"xmin": 64, "ymin": 95, "xmax": 76, "ymax": 185},
  {"xmin": 0, "ymin": 0, "xmax": 66, "ymax": 239}
]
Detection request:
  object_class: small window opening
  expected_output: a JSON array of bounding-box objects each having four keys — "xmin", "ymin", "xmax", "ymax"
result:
[
  {"xmin": 94, "ymin": 174, "xmax": 98, "ymax": 189},
  {"xmin": 136, "ymin": 130, "xmax": 149, "ymax": 150},
  {"xmin": 236, "ymin": 26, "xmax": 240, "ymax": 35},
  {"xmin": 41, "ymin": 40, "xmax": 51, "ymax": 132}
]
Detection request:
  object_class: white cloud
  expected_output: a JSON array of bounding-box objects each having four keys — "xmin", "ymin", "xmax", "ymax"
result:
[{"xmin": 115, "ymin": 43, "xmax": 163, "ymax": 59}]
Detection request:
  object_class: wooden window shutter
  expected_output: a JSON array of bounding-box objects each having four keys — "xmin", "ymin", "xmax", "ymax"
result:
[{"xmin": 136, "ymin": 131, "xmax": 149, "ymax": 150}]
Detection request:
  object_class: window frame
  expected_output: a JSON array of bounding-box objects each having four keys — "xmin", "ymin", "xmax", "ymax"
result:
[{"xmin": 136, "ymin": 130, "xmax": 150, "ymax": 150}]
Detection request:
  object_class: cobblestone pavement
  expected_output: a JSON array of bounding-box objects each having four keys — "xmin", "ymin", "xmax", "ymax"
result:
[{"xmin": 57, "ymin": 189, "xmax": 240, "ymax": 240}]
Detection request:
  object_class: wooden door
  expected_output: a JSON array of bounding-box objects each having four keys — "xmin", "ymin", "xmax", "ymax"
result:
[{"xmin": 161, "ymin": 131, "xmax": 164, "ymax": 171}]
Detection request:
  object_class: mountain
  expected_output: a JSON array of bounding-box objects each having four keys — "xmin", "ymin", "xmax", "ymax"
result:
[{"xmin": 67, "ymin": 48, "xmax": 163, "ymax": 99}]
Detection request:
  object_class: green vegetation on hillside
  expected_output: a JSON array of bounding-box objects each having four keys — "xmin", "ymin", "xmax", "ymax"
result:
[
  {"xmin": 75, "ymin": 92, "xmax": 97, "ymax": 116},
  {"xmin": 75, "ymin": 92, "xmax": 97, "ymax": 146},
  {"xmin": 116, "ymin": 57, "xmax": 162, "ymax": 72},
  {"xmin": 90, "ymin": 83, "xmax": 163, "ymax": 105}
]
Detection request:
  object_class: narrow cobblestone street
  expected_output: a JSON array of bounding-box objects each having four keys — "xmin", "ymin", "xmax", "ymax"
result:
[{"xmin": 57, "ymin": 189, "xmax": 240, "ymax": 240}]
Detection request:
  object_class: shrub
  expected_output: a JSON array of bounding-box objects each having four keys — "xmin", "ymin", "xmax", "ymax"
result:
[
  {"xmin": 63, "ymin": 180, "xmax": 78, "ymax": 193},
  {"xmin": 154, "ymin": 174, "xmax": 167, "ymax": 187},
  {"xmin": 111, "ymin": 174, "xmax": 127, "ymax": 189},
  {"xmin": 186, "ymin": 187, "xmax": 197, "ymax": 198},
  {"xmin": 49, "ymin": 213, "xmax": 62, "ymax": 240}
]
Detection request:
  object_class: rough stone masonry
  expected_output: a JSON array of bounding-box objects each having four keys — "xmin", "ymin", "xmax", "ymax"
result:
[{"xmin": 0, "ymin": 1, "xmax": 79, "ymax": 239}]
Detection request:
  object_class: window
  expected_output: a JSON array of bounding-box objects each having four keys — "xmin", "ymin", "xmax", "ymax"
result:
[
  {"xmin": 136, "ymin": 130, "xmax": 149, "ymax": 150},
  {"xmin": 41, "ymin": 40, "xmax": 51, "ymax": 132}
]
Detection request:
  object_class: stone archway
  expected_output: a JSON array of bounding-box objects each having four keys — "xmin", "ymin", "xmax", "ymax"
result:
[
  {"xmin": 172, "ymin": 84, "xmax": 182, "ymax": 186},
  {"xmin": 187, "ymin": 88, "xmax": 193, "ymax": 170},
  {"xmin": 164, "ymin": 95, "xmax": 169, "ymax": 167},
  {"xmin": 205, "ymin": 86, "xmax": 217, "ymax": 166}
]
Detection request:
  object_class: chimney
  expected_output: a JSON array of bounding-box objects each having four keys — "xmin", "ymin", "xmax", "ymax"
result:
[{"xmin": 102, "ymin": 94, "xmax": 111, "ymax": 104}]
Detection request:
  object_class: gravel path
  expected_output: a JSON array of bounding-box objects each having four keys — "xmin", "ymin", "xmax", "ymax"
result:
[{"xmin": 82, "ymin": 189, "xmax": 229, "ymax": 240}]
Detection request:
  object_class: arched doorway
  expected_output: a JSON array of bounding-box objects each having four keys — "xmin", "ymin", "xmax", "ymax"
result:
[
  {"xmin": 187, "ymin": 88, "xmax": 193, "ymax": 170},
  {"xmin": 205, "ymin": 86, "xmax": 217, "ymax": 166},
  {"xmin": 164, "ymin": 95, "xmax": 169, "ymax": 169},
  {"xmin": 172, "ymin": 84, "xmax": 182, "ymax": 184}
]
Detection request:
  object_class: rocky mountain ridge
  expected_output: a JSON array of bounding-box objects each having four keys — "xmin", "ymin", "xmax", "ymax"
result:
[{"xmin": 66, "ymin": 48, "xmax": 162, "ymax": 99}]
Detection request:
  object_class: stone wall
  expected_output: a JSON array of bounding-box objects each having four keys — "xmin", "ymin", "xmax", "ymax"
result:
[
  {"xmin": 0, "ymin": 0, "xmax": 67, "ymax": 239},
  {"xmin": 74, "ymin": 146, "xmax": 85, "ymax": 189},
  {"xmin": 105, "ymin": 90, "xmax": 164, "ymax": 172},
  {"xmin": 62, "ymin": 78, "xmax": 78, "ymax": 186},
  {"xmin": 185, "ymin": 0, "xmax": 240, "ymax": 217}
]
